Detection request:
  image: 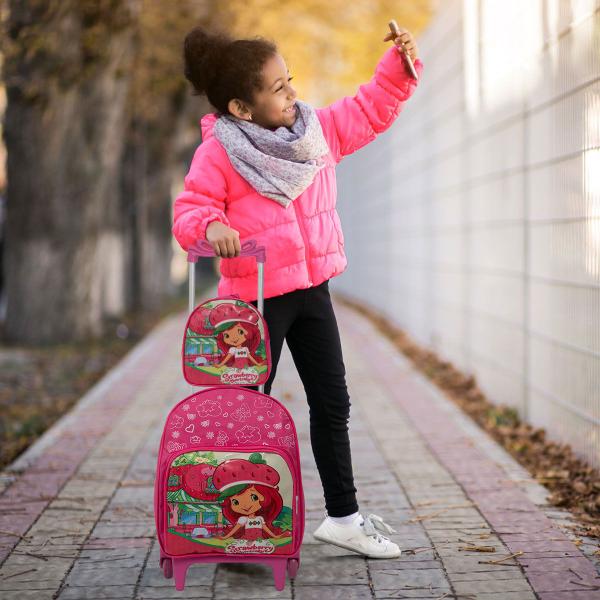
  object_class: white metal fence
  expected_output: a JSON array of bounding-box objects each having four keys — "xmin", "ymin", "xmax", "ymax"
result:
[{"xmin": 332, "ymin": 0, "xmax": 600, "ymax": 468}]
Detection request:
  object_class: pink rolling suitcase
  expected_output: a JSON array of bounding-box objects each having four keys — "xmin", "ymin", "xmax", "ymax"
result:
[{"xmin": 154, "ymin": 240, "xmax": 305, "ymax": 591}]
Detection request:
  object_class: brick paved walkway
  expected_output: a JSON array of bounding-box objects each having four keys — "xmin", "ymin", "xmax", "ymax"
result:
[{"xmin": 1, "ymin": 294, "xmax": 599, "ymax": 599}]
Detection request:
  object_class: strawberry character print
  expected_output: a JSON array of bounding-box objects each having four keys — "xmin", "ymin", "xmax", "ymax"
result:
[
  {"xmin": 213, "ymin": 453, "xmax": 291, "ymax": 543},
  {"xmin": 185, "ymin": 301, "xmax": 268, "ymax": 385},
  {"xmin": 211, "ymin": 304, "xmax": 264, "ymax": 370}
]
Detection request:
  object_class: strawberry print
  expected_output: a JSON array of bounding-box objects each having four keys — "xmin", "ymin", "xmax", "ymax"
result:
[{"xmin": 212, "ymin": 452, "xmax": 280, "ymax": 491}]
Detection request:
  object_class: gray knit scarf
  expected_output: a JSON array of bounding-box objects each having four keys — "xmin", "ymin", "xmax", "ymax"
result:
[{"xmin": 212, "ymin": 99, "xmax": 330, "ymax": 207}]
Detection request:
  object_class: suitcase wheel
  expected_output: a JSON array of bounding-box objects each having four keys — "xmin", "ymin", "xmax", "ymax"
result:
[
  {"xmin": 287, "ymin": 558, "xmax": 300, "ymax": 579},
  {"xmin": 162, "ymin": 557, "xmax": 173, "ymax": 579}
]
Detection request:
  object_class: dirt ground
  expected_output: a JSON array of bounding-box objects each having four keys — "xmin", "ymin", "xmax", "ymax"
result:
[{"xmin": 0, "ymin": 289, "xmax": 196, "ymax": 470}]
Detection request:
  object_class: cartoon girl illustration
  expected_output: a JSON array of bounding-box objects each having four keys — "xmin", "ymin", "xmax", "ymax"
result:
[
  {"xmin": 212, "ymin": 453, "xmax": 292, "ymax": 542},
  {"xmin": 210, "ymin": 304, "xmax": 265, "ymax": 371}
]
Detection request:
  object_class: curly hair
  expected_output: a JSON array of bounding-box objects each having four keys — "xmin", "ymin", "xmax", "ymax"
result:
[{"xmin": 183, "ymin": 26, "xmax": 278, "ymax": 116}]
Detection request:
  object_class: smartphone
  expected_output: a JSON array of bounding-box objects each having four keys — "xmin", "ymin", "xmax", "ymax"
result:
[{"xmin": 388, "ymin": 20, "xmax": 418, "ymax": 80}]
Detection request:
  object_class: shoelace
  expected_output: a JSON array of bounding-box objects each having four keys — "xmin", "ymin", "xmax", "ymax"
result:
[{"xmin": 361, "ymin": 513, "xmax": 396, "ymax": 543}]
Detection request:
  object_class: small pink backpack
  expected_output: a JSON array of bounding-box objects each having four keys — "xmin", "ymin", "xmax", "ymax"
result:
[{"xmin": 154, "ymin": 240, "xmax": 305, "ymax": 591}]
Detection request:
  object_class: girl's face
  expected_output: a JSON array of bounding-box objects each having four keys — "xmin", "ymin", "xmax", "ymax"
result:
[
  {"xmin": 222, "ymin": 323, "xmax": 248, "ymax": 347},
  {"xmin": 230, "ymin": 486, "xmax": 264, "ymax": 515},
  {"xmin": 230, "ymin": 53, "xmax": 298, "ymax": 130}
]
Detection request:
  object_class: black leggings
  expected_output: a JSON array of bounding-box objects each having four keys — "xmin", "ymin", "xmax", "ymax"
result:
[{"xmin": 248, "ymin": 279, "xmax": 359, "ymax": 518}]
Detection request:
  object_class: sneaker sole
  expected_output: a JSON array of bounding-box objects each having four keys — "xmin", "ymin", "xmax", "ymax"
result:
[{"xmin": 313, "ymin": 531, "xmax": 402, "ymax": 559}]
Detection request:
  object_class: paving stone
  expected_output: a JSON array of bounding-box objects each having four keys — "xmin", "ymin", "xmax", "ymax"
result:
[
  {"xmin": 137, "ymin": 586, "xmax": 212, "ymax": 599},
  {"xmin": 139, "ymin": 564, "xmax": 215, "ymax": 588},
  {"xmin": 213, "ymin": 585, "xmax": 292, "ymax": 599},
  {"xmin": 58, "ymin": 585, "xmax": 137, "ymax": 599},
  {"xmin": 64, "ymin": 565, "xmax": 140, "ymax": 586},
  {"xmin": 295, "ymin": 585, "xmax": 373, "ymax": 599},
  {"xmin": 453, "ymin": 577, "xmax": 534, "ymax": 594},
  {"xmin": 370, "ymin": 567, "xmax": 450, "ymax": 591},
  {"xmin": 538, "ymin": 592, "xmax": 600, "ymax": 600},
  {"xmin": 212, "ymin": 562, "xmax": 280, "ymax": 588},
  {"xmin": 1, "ymin": 591, "xmax": 57, "ymax": 600},
  {"xmin": 368, "ymin": 559, "xmax": 441, "ymax": 570},
  {"xmin": 294, "ymin": 555, "xmax": 369, "ymax": 585}
]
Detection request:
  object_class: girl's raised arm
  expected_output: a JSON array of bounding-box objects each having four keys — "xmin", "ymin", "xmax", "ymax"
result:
[
  {"xmin": 172, "ymin": 141, "xmax": 231, "ymax": 251},
  {"xmin": 316, "ymin": 45, "xmax": 423, "ymax": 163}
]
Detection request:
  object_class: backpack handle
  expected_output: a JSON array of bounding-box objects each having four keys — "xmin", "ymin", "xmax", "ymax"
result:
[
  {"xmin": 187, "ymin": 239, "xmax": 266, "ymax": 264},
  {"xmin": 186, "ymin": 239, "xmax": 266, "ymax": 323},
  {"xmin": 186, "ymin": 239, "xmax": 267, "ymax": 395}
]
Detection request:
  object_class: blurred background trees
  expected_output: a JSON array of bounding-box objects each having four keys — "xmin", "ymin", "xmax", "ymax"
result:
[{"xmin": 0, "ymin": 0, "xmax": 431, "ymax": 344}]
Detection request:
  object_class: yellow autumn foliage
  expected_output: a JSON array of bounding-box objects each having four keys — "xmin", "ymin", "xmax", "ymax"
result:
[{"xmin": 211, "ymin": 0, "xmax": 432, "ymax": 105}]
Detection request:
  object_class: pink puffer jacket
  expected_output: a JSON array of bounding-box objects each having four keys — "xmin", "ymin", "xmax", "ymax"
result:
[{"xmin": 172, "ymin": 46, "xmax": 423, "ymax": 302}]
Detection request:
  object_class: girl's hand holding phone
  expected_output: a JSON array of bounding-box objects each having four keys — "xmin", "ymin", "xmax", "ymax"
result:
[
  {"xmin": 206, "ymin": 220, "xmax": 241, "ymax": 258},
  {"xmin": 383, "ymin": 23, "xmax": 419, "ymax": 62}
]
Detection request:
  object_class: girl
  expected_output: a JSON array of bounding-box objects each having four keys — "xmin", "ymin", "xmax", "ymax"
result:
[
  {"xmin": 173, "ymin": 23, "xmax": 422, "ymax": 559},
  {"xmin": 218, "ymin": 484, "xmax": 288, "ymax": 542},
  {"xmin": 213, "ymin": 321, "xmax": 263, "ymax": 370},
  {"xmin": 213, "ymin": 454, "xmax": 292, "ymax": 543},
  {"xmin": 209, "ymin": 304, "xmax": 265, "ymax": 371}
]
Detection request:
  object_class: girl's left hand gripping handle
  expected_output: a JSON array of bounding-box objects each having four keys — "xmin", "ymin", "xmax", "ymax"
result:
[
  {"xmin": 187, "ymin": 239, "xmax": 266, "ymax": 264},
  {"xmin": 186, "ymin": 239, "xmax": 267, "ymax": 316}
]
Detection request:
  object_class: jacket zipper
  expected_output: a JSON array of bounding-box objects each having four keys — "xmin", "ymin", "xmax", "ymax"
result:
[{"xmin": 292, "ymin": 201, "xmax": 313, "ymax": 287}]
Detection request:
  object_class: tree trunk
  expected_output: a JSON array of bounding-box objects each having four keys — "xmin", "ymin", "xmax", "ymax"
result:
[
  {"xmin": 3, "ymin": 0, "xmax": 140, "ymax": 343},
  {"xmin": 120, "ymin": 101, "xmax": 187, "ymax": 312},
  {"xmin": 119, "ymin": 0, "xmax": 217, "ymax": 312}
]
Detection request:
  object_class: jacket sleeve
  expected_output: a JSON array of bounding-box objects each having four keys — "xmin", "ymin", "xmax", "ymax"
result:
[
  {"xmin": 172, "ymin": 142, "xmax": 231, "ymax": 251},
  {"xmin": 317, "ymin": 46, "xmax": 423, "ymax": 163}
]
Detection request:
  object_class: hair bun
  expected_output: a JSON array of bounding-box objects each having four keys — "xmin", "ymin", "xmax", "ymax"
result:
[{"xmin": 183, "ymin": 27, "xmax": 232, "ymax": 96}]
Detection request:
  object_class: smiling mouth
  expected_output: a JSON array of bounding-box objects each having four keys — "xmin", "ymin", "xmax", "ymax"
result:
[{"xmin": 283, "ymin": 104, "xmax": 296, "ymax": 113}]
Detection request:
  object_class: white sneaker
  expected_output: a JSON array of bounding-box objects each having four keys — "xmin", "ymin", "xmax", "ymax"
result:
[{"xmin": 312, "ymin": 512, "xmax": 402, "ymax": 559}]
